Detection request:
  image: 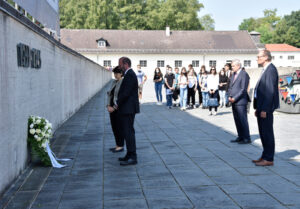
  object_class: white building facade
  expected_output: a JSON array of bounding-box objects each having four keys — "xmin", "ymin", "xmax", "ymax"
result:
[{"xmin": 266, "ymin": 44, "xmax": 300, "ymax": 67}]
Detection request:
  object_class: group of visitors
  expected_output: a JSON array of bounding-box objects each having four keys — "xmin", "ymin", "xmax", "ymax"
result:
[
  {"xmin": 153, "ymin": 63, "xmax": 233, "ymax": 115},
  {"xmin": 106, "ymin": 50, "xmax": 279, "ymax": 167}
]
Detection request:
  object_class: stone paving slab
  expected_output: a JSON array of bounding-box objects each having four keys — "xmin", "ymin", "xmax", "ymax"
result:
[{"xmin": 1, "ymin": 81, "xmax": 300, "ymax": 209}]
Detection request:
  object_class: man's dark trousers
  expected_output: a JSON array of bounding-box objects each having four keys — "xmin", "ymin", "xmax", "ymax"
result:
[
  {"xmin": 257, "ymin": 111, "xmax": 275, "ymax": 161},
  {"xmin": 120, "ymin": 114, "xmax": 136, "ymax": 159},
  {"xmin": 232, "ymin": 104, "xmax": 250, "ymax": 140}
]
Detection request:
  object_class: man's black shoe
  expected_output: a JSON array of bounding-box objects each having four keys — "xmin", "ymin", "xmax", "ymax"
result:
[
  {"xmin": 120, "ymin": 158, "xmax": 137, "ymax": 166},
  {"xmin": 118, "ymin": 155, "xmax": 129, "ymax": 161},
  {"xmin": 238, "ymin": 139, "xmax": 251, "ymax": 144},
  {"xmin": 230, "ymin": 137, "xmax": 242, "ymax": 143}
]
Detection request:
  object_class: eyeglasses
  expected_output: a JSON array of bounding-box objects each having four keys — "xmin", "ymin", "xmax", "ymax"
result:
[{"xmin": 257, "ymin": 55, "xmax": 265, "ymax": 59}]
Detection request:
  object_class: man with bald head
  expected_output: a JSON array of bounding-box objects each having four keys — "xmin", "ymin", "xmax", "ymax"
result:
[
  {"xmin": 112, "ymin": 57, "xmax": 139, "ymax": 166},
  {"xmin": 228, "ymin": 59, "xmax": 251, "ymax": 144}
]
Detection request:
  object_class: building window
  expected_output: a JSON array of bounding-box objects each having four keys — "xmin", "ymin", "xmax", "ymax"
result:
[
  {"xmin": 192, "ymin": 60, "xmax": 199, "ymax": 67},
  {"xmin": 140, "ymin": 60, "xmax": 147, "ymax": 67},
  {"xmin": 98, "ymin": 41, "xmax": 106, "ymax": 47},
  {"xmin": 175, "ymin": 60, "xmax": 182, "ymax": 67},
  {"xmin": 157, "ymin": 60, "xmax": 165, "ymax": 67},
  {"xmin": 226, "ymin": 60, "xmax": 232, "ymax": 64},
  {"xmin": 103, "ymin": 60, "xmax": 111, "ymax": 67},
  {"xmin": 272, "ymin": 56, "xmax": 275, "ymax": 60},
  {"xmin": 244, "ymin": 60, "xmax": 251, "ymax": 67},
  {"xmin": 209, "ymin": 60, "xmax": 216, "ymax": 67},
  {"xmin": 288, "ymin": 56, "xmax": 294, "ymax": 60},
  {"xmin": 280, "ymin": 56, "xmax": 283, "ymax": 59}
]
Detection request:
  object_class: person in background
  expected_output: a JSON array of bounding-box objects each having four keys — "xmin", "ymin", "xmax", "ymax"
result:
[
  {"xmin": 179, "ymin": 67, "xmax": 188, "ymax": 111},
  {"xmin": 164, "ymin": 67, "xmax": 175, "ymax": 109},
  {"xmin": 153, "ymin": 67, "xmax": 163, "ymax": 105},
  {"xmin": 207, "ymin": 67, "xmax": 219, "ymax": 115},
  {"xmin": 197, "ymin": 65, "xmax": 206, "ymax": 107},
  {"xmin": 136, "ymin": 64, "xmax": 147, "ymax": 103},
  {"xmin": 107, "ymin": 67, "xmax": 124, "ymax": 153},
  {"xmin": 199, "ymin": 68, "xmax": 209, "ymax": 109},
  {"xmin": 187, "ymin": 68, "xmax": 197, "ymax": 109},
  {"xmin": 218, "ymin": 68, "xmax": 229, "ymax": 108},
  {"xmin": 173, "ymin": 67, "xmax": 180, "ymax": 107},
  {"xmin": 224, "ymin": 63, "xmax": 232, "ymax": 107}
]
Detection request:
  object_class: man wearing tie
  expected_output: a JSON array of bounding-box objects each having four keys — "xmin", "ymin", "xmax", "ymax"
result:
[
  {"xmin": 112, "ymin": 57, "xmax": 140, "ymax": 166},
  {"xmin": 228, "ymin": 59, "xmax": 251, "ymax": 144},
  {"xmin": 253, "ymin": 50, "xmax": 279, "ymax": 166}
]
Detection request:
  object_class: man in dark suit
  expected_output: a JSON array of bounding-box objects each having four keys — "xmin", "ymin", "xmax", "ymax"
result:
[
  {"xmin": 228, "ymin": 59, "xmax": 251, "ymax": 144},
  {"xmin": 113, "ymin": 57, "xmax": 140, "ymax": 166},
  {"xmin": 253, "ymin": 50, "xmax": 279, "ymax": 166}
]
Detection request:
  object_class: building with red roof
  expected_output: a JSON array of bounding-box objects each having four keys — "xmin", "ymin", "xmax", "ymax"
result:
[{"xmin": 265, "ymin": 44, "xmax": 300, "ymax": 67}]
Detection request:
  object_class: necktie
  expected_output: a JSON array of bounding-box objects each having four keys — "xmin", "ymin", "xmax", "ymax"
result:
[{"xmin": 233, "ymin": 72, "xmax": 238, "ymax": 82}]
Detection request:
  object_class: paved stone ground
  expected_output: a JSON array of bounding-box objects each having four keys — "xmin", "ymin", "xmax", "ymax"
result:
[{"xmin": 1, "ymin": 81, "xmax": 300, "ymax": 209}]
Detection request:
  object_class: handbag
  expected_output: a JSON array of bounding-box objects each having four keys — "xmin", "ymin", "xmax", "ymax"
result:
[{"xmin": 208, "ymin": 98, "xmax": 219, "ymax": 107}]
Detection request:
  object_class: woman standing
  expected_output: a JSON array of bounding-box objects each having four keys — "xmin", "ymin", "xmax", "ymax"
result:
[
  {"xmin": 187, "ymin": 68, "xmax": 197, "ymax": 109},
  {"xmin": 179, "ymin": 67, "xmax": 188, "ymax": 110},
  {"xmin": 107, "ymin": 67, "xmax": 124, "ymax": 152},
  {"xmin": 197, "ymin": 65, "xmax": 206, "ymax": 107},
  {"xmin": 153, "ymin": 67, "xmax": 163, "ymax": 105},
  {"xmin": 219, "ymin": 68, "xmax": 229, "ymax": 107},
  {"xmin": 199, "ymin": 68, "xmax": 209, "ymax": 109},
  {"xmin": 207, "ymin": 67, "xmax": 219, "ymax": 115}
]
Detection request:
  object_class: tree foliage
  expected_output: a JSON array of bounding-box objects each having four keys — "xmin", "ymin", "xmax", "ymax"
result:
[
  {"xmin": 238, "ymin": 9, "xmax": 300, "ymax": 47},
  {"xmin": 59, "ymin": 0, "xmax": 209, "ymax": 30},
  {"xmin": 200, "ymin": 14, "xmax": 215, "ymax": 31}
]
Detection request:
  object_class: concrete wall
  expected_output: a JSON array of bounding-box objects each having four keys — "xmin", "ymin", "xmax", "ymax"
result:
[{"xmin": 0, "ymin": 9, "xmax": 111, "ymax": 195}]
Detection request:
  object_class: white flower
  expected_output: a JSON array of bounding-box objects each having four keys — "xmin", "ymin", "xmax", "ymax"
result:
[
  {"xmin": 36, "ymin": 129, "xmax": 41, "ymax": 134},
  {"xmin": 34, "ymin": 135, "xmax": 38, "ymax": 139},
  {"xmin": 29, "ymin": 129, "xmax": 36, "ymax": 135},
  {"xmin": 37, "ymin": 137, "xmax": 41, "ymax": 142},
  {"xmin": 36, "ymin": 120, "xmax": 41, "ymax": 124},
  {"xmin": 47, "ymin": 129, "xmax": 52, "ymax": 134},
  {"xmin": 45, "ymin": 125, "xmax": 48, "ymax": 130},
  {"xmin": 41, "ymin": 143, "xmax": 46, "ymax": 148},
  {"xmin": 30, "ymin": 124, "xmax": 34, "ymax": 129},
  {"xmin": 48, "ymin": 123, "xmax": 52, "ymax": 128}
]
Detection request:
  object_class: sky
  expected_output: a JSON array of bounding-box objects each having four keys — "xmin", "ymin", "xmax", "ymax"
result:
[{"xmin": 199, "ymin": 0, "xmax": 300, "ymax": 31}]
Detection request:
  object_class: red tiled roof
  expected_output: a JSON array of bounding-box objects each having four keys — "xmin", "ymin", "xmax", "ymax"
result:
[{"xmin": 265, "ymin": 44, "xmax": 300, "ymax": 52}]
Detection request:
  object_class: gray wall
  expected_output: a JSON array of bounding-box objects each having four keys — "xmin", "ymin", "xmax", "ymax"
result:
[{"xmin": 0, "ymin": 10, "xmax": 111, "ymax": 194}]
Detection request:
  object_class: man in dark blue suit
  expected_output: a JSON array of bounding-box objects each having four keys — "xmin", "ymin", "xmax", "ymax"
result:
[
  {"xmin": 112, "ymin": 57, "xmax": 140, "ymax": 166},
  {"xmin": 253, "ymin": 50, "xmax": 279, "ymax": 166},
  {"xmin": 228, "ymin": 59, "xmax": 251, "ymax": 144}
]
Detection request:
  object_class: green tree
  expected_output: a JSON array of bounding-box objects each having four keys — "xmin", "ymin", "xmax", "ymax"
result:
[
  {"xmin": 239, "ymin": 17, "xmax": 257, "ymax": 31},
  {"xmin": 59, "ymin": 0, "xmax": 207, "ymax": 30},
  {"xmin": 200, "ymin": 14, "xmax": 215, "ymax": 31}
]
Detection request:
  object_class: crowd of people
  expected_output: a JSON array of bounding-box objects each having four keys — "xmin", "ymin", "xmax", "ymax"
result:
[
  {"xmin": 153, "ymin": 63, "xmax": 234, "ymax": 115},
  {"xmin": 106, "ymin": 50, "xmax": 279, "ymax": 167}
]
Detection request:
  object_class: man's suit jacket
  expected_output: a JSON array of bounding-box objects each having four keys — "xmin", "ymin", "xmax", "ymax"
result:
[
  {"xmin": 254, "ymin": 63, "xmax": 279, "ymax": 113},
  {"xmin": 228, "ymin": 69, "xmax": 250, "ymax": 106},
  {"xmin": 117, "ymin": 68, "xmax": 140, "ymax": 115}
]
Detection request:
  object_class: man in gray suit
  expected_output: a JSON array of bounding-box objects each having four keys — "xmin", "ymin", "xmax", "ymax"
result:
[{"xmin": 228, "ymin": 59, "xmax": 251, "ymax": 144}]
